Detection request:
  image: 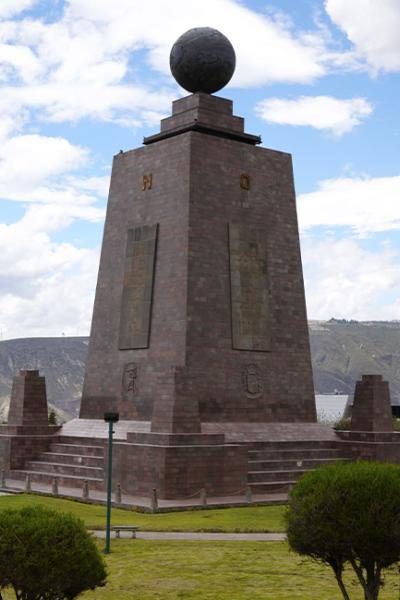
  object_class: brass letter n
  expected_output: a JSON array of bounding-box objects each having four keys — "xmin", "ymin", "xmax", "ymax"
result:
[
  {"xmin": 240, "ymin": 173, "xmax": 250, "ymax": 190},
  {"xmin": 142, "ymin": 174, "xmax": 153, "ymax": 190}
]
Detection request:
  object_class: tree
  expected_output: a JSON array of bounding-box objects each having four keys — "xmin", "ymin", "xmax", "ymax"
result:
[
  {"xmin": 48, "ymin": 409, "xmax": 58, "ymax": 426},
  {"xmin": 286, "ymin": 461, "xmax": 400, "ymax": 600},
  {"xmin": 0, "ymin": 506, "xmax": 107, "ymax": 599}
]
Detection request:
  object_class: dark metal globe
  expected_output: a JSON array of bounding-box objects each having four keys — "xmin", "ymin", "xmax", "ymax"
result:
[{"xmin": 170, "ymin": 27, "xmax": 236, "ymax": 94}]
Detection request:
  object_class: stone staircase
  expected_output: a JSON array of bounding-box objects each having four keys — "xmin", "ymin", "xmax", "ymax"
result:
[
  {"xmin": 9, "ymin": 436, "xmax": 106, "ymax": 491},
  {"xmin": 9, "ymin": 434, "xmax": 354, "ymax": 499},
  {"xmin": 247, "ymin": 440, "xmax": 353, "ymax": 494}
]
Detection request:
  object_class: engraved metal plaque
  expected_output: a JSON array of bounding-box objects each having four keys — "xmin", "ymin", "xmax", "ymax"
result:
[
  {"xmin": 119, "ymin": 224, "xmax": 158, "ymax": 349},
  {"xmin": 228, "ymin": 224, "xmax": 269, "ymax": 351}
]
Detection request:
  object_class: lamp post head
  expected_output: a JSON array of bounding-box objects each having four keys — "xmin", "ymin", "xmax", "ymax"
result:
[{"xmin": 104, "ymin": 412, "xmax": 119, "ymax": 423}]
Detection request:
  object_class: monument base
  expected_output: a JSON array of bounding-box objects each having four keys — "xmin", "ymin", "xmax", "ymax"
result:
[
  {"xmin": 0, "ymin": 425, "xmax": 59, "ymax": 473},
  {"xmin": 336, "ymin": 431, "xmax": 400, "ymax": 463},
  {"xmin": 57, "ymin": 419, "xmax": 247, "ymax": 499},
  {"xmin": 5, "ymin": 373, "xmax": 400, "ymax": 503},
  {"xmin": 114, "ymin": 432, "xmax": 247, "ymax": 499},
  {"xmin": 0, "ymin": 370, "xmax": 60, "ymax": 475}
]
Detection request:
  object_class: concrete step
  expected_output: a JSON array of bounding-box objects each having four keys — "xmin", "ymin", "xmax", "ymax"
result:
[
  {"xmin": 24, "ymin": 461, "xmax": 104, "ymax": 479},
  {"xmin": 9, "ymin": 469, "xmax": 105, "ymax": 491},
  {"xmin": 248, "ymin": 448, "xmax": 352, "ymax": 460},
  {"xmin": 39, "ymin": 452, "xmax": 104, "ymax": 467},
  {"xmin": 58, "ymin": 436, "xmax": 107, "ymax": 447},
  {"xmin": 246, "ymin": 440, "xmax": 343, "ymax": 450},
  {"xmin": 248, "ymin": 457, "xmax": 352, "ymax": 470},
  {"xmin": 248, "ymin": 468, "xmax": 312, "ymax": 483},
  {"xmin": 50, "ymin": 443, "xmax": 104, "ymax": 457}
]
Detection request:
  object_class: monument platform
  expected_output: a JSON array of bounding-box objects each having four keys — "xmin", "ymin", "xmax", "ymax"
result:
[
  {"xmin": 3, "ymin": 416, "xmax": 352, "ymax": 501},
  {"xmin": 3, "ymin": 29, "xmax": 399, "ymax": 504}
]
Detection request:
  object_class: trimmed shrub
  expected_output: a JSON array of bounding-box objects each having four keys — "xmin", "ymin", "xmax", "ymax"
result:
[
  {"xmin": 286, "ymin": 461, "xmax": 400, "ymax": 600},
  {"xmin": 0, "ymin": 506, "xmax": 106, "ymax": 599}
]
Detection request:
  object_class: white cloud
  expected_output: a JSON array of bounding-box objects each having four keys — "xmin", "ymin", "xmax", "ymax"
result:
[
  {"xmin": 65, "ymin": 0, "xmax": 327, "ymax": 86},
  {"xmin": 0, "ymin": 0, "xmax": 341, "ymax": 131},
  {"xmin": 255, "ymin": 96, "xmax": 373, "ymax": 135},
  {"xmin": 302, "ymin": 238, "xmax": 400, "ymax": 320},
  {"xmin": 0, "ymin": 132, "xmax": 105, "ymax": 340},
  {"xmin": 0, "ymin": 243, "xmax": 99, "ymax": 339},
  {"xmin": 325, "ymin": 0, "xmax": 400, "ymax": 71},
  {"xmin": 0, "ymin": 134, "xmax": 88, "ymax": 195},
  {"xmin": 298, "ymin": 175, "xmax": 400, "ymax": 234},
  {"xmin": 0, "ymin": 0, "xmax": 37, "ymax": 18},
  {"xmin": 0, "ymin": 42, "xmax": 43, "ymax": 83},
  {"xmin": 65, "ymin": 175, "xmax": 110, "ymax": 198},
  {"xmin": 0, "ymin": 132, "xmax": 106, "ymax": 224}
]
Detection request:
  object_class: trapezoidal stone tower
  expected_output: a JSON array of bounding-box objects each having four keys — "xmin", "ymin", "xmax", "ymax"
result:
[{"xmin": 77, "ymin": 27, "xmax": 317, "ymax": 498}]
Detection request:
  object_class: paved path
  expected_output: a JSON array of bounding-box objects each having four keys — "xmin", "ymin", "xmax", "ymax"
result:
[
  {"xmin": 1, "ymin": 478, "xmax": 288, "ymax": 511},
  {"xmin": 92, "ymin": 530, "xmax": 286, "ymax": 541}
]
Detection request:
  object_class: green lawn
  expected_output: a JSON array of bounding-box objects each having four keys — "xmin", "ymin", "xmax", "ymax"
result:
[
  {"xmin": 4, "ymin": 540, "xmax": 397, "ymax": 600},
  {"xmin": 0, "ymin": 497, "xmax": 398, "ymax": 598},
  {"xmin": 0, "ymin": 494, "xmax": 286, "ymax": 532}
]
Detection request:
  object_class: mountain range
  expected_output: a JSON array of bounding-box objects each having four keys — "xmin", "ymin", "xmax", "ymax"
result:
[{"xmin": 1, "ymin": 319, "xmax": 399, "ymax": 422}]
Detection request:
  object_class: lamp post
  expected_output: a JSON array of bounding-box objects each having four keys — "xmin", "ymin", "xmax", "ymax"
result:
[{"xmin": 103, "ymin": 411, "xmax": 119, "ymax": 554}]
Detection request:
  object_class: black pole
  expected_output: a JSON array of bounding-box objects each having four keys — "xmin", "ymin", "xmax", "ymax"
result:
[{"xmin": 103, "ymin": 412, "xmax": 119, "ymax": 554}]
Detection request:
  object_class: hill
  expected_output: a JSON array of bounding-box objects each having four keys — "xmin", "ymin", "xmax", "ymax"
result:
[
  {"xmin": 0, "ymin": 320, "xmax": 400, "ymax": 421},
  {"xmin": 309, "ymin": 319, "xmax": 400, "ymax": 401},
  {"xmin": 0, "ymin": 337, "xmax": 88, "ymax": 422}
]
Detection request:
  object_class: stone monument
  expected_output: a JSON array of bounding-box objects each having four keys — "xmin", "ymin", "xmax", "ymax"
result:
[
  {"xmin": 80, "ymin": 27, "xmax": 316, "ymax": 429},
  {"xmin": 4, "ymin": 28, "xmax": 362, "ymax": 501},
  {"xmin": 69, "ymin": 26, "xmax": 319, "ymax": 498}
]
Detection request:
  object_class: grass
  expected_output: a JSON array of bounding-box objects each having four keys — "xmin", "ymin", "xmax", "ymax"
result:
[
  {"xmin": 0, "ymin": 494, "xmax": 286, "ymax": 532},
  {"xmin": 0, "ymin": 496, "xmax": 398, "ymax": 598},
  {"xmin": 4, "ymin": 540, "xmax": 398, "ymax": 599}
]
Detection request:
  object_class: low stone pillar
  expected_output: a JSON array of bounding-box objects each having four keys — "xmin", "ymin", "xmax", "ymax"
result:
[
  {"xmin": 0, "ymin": 470, "xmax": 6, "ymax": 488},
  {"xmin": 82, "ymin": 480, "xmax": 89, "ymax": 499},
  {"xmin": 115, "ymin": 483, "xmax": 122, "ymax": 504},
  {"xmin": 52, "ymin": 478, "xmax": 59, "ymax": 496},
  {"xmin": 200, "ymin": 488, "xmax": 207, "ymax": 506},
  {"xmin": 8, "ymin": 370, "xmax": 49, "ymax": 427},
  {"xmin": 25, "ymin": 474, "xmax": 31, "ymax": 492},
  {"xmin": 150, "ymin": 488, "xmax": 158, "ymax": 513},
  {"xmin": 245, "ymin": 485, "xmax": 252, "ymax": 503},
  {"xmin": 351, "ymin": 374, "xmax": 393, "ymax": 432}
]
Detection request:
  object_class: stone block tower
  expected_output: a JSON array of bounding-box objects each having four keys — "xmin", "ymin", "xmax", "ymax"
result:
[
  {"xmin": 77, "ymin": 27, "xmax": 317, "ymax": 497},
  {"xmin": 80, "ymin": 90, "xmax": 316, "ymax": 429},
  {"xmin": 80, "ymin": 28, "xmax": 315, "ymax": 431}
]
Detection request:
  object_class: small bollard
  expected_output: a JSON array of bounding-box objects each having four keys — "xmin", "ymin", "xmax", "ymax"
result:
[
  {"xmin": 115, "ymin": 483, "xmax": 122, "ymax": 504},
  {"xmin": 82, "ymin": 479, "xmax": 89, "ymax": 499},
  {"xmin": 245, "ymin": 485, "xmax": 252, "ymax": 504},
  {"xmin": 0, "ymin": 469, "xmax": 6, "ymax": 489},
  {"xmin": 200, "ymin": 488, "xmax": 207, "ymax": 506},
  {"xmin": 52, "ymin": 477, "xmax": 59, "ymax": 496},
  {"xmin": 25, "ymin": 474, "xmax": 31, "ymax": 492},
  {"xmin": 150, "ymin": 488, "xmax": 158, "ymax": 513}
]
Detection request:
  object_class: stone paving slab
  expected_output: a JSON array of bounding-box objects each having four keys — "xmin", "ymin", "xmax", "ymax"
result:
[{"xmin": 92, "ymin": 530, "xmax": 287, "ymax": 541}]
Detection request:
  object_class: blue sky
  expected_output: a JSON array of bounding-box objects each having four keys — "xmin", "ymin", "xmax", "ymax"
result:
[{"xmin": 0, "ymin": 0, "xmax": 399, "ymax": 339}]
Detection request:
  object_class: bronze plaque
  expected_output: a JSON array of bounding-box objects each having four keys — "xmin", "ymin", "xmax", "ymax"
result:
[
  {"xmin": 228, "ymin": 224, "xmax": 269, "ymax": 351},
  {"xmin": 119, "ymin": 224, "xmax": 158, "ymax": 349}
]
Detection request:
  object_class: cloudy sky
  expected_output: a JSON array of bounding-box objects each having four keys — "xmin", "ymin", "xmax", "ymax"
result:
[{"xmin": 0, "ymin": 0, "xmax": 399, "ymax": 340}]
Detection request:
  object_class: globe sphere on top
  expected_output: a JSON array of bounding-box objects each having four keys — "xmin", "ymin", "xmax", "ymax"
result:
[{"xmin": 170, "ymin": 27, "xmax": 236, "ymax": 95}]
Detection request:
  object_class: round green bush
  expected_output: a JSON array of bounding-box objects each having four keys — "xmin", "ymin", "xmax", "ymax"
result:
[
  {"xmin": 0, "ymin": 505, "xmax": 107, "ymax": 600},
  {"xmin": 286, "ymin": 461, "xmax": 400, "ymax": 600}
]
